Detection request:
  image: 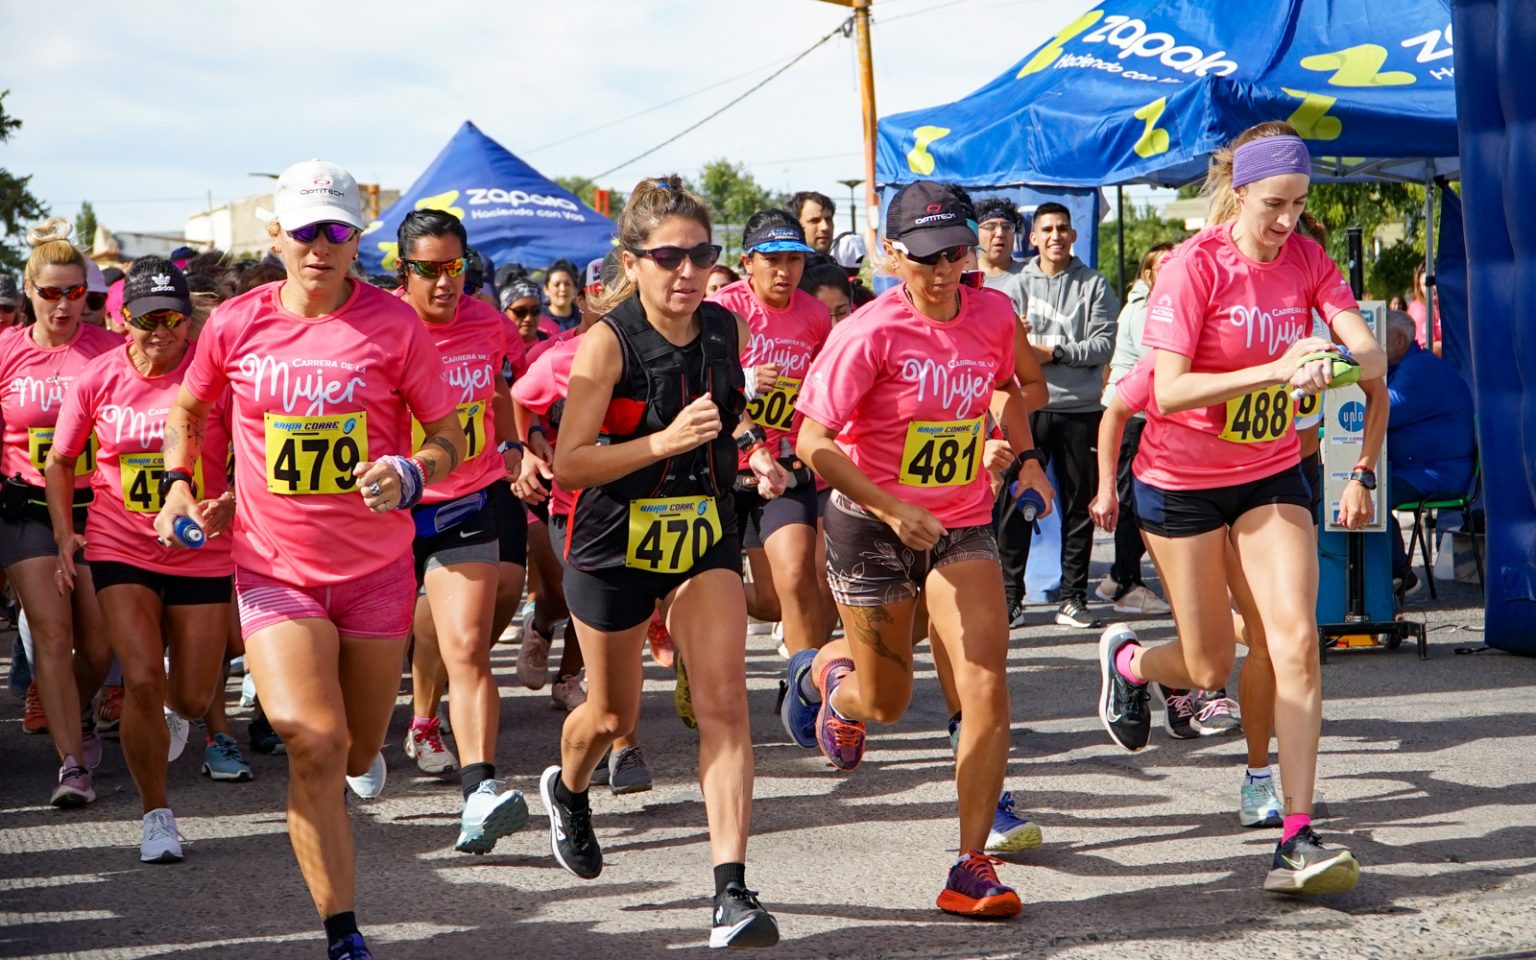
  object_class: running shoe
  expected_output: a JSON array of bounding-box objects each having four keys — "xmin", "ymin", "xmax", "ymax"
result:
[
  {"xmin": 327, "ymin": 933, "xmax": 373, "ymax": 960},
  {"xmin": 590, "ymin": 749, "xmax": 611, "ymax": 786},
  {"xmin": 81, "ymin": 729, "xmax": 103, "ymax": 771},
  {"xmin": 1097, "ymin": 623, "xmax": 1150, "ymax": 751},
  {"xmin": 539, "ymin": 765, "xmax": 602, "ymax": 879},
  {"xmin": 1006, "ymin": 605, "xmax": 1028, "ymax": 630},
  {"xmin": 140, "ymin": 807, "xmax": 184, "ymax": 864},
  {"xmin": 165, "ymin": 708, "xmax": 191, "ymax": 762},
  {"xmin": 455, "ymin": 779, "xmax": 529, "ymax": 854},
  {"xmin": 675, "ymin": 654, "xmax": 697, "ymax": 730},
  {"xmin": 1192, "ymin": 690, "xmax": 1242, "ymax": 736},
  {"xmin": 647, "ymin": 610, "xmax": 675, "ymax": 669},
  {"xmin": 436, "ymin": 700, "xmax": 453, "ymax": 736},
  {"xmin": 936, "ymin": 850, "xmax": 1022, "ymax": 918},
  {"xmin": 1094, "ymin": 575, "xmax": 1120, "ymax": 603},
  {"xmin": 248, "ymin": 711, "xmax": 285, "ymax": 755},
  {"xmin": 1263, "ymin": 826, "xmax": 1360, "ymax": 896},
  {"xmin": 202, "ymin": 733, "xmax": 254, "ymax": 782},
  {"xmin": 985, "ymin": 791, "xmax": 1042, "ymax": 853},
  {"xmin": 1156, "ymin": 684, "xmax": 1198, "ymax": 740},
  {"xmin": 778, "ymin": 648, "xmax": 818, "ymax": 748},
  {"xmin": 239, "ymin": 672, "xmax": 257, "ymax": 708},
  {"xmin": 22, "ymin": 682, "xmax": 46, "ymax": 735},
  {"xmin": 1113, "ymin": 584, "xmax": 1171, "ymax": 616},
  {"xmin": 1055, "ymin": 596, "xmax": 1103, "ymax": 629},
  {"xmin": 772, "ymin": 621, "xmax": 787, "ymax": 660},
  {"xmin": 947, "ymin": 713, "xmax": 962, "ymax": 755},
  {"xmin": 517, "ymin": 611, "xmax": 552, "ymax": 690},
  {"xmin": 1240, "ymin": 775, "xmax": 1284, "ymax": 828},
  {"xmin": 405, "ymin": 716, "xmax": 458, "ymax": 775},
  {"xmin": 710, "ymin": 883, "xmax": 780, "ymax": 949},
  {"xmin": 50, "ymin": 756, "xmax": 94, "ymax": 807},
  {"xmin": 96, "ymin": 684, "xmax": 124, "ymax": 736},
  {"xmin": 551, "ymin": 671, "xmax": 587, "ymax": 712},
  {"xmin": 608, "ymin": 745, "xmax": 653, "ymax": 795},
  {"xmin": 814, "ymin": 657, "xmax": 864, "ymax": 771},
  {"xmin": 346, "ymin": 752, "xmax": 387, "ymax": 800}
]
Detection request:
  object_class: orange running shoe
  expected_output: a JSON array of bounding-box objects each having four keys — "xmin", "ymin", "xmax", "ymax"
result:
[
  {"xmin": 647, "ymin": 611, "xmax": 675, "ymax": 670},
  {"xmin": 96, "ymin": 685, "xmax": 124, "ymax": 736},
  {"xmin": 936, "ymin": 850, "xmax": 1022, "ymax": 918},
  {"xmin": 22, "ymin": 682, "xmax": 47, "ymax": 735}
]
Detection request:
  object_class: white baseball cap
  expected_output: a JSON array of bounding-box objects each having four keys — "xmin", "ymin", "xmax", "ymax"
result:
[{"xmin": 257, "ymin": 159, "xmax": 365, "ymax": 231}]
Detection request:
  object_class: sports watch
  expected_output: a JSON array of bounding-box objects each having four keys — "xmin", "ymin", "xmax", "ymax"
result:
[
  {"xmin": 1348, "ymin": 467, "xmax": 1377, "ymax": 490},
  {"xmin": 158, "ymin": 468, "xmax": 198, "ymax": 499},
  {"xmin": 1051, "ymin": 345, "xmax": 1066, "ymax": 364}
]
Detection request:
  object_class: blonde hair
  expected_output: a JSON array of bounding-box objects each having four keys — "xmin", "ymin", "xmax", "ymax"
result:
[
  {"xmin": 590, "ymin": 175, "xmax": 713, "ymax": 316},
  {"xmin": 23, "ymin": 217, "xmax": 86, "ymax": 288},
  {"xmin": 1138, "ymin": 241, "xmax": 1176, "ymax": 285},
  {"xmin": 1202, "ymin": 121, "xmax": 1304, "ymax": 226}
]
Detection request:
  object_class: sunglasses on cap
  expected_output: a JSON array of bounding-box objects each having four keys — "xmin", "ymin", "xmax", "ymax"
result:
[
  {"xmin": 628, "ymin": 243, "xmax": 722, "ymax": 272},
  {"xmin": 285, "ymin": 221, "xmax": 359, "ymax": 245},
  {"xmin": 890, "ymin": 240, "xmax": 970, "ymax": 267},
  {"xmin": 124, "ymin": 309, "xmax": 188, "ymax": 332},
  {"xmin": 36, "ymin": 284, "xmax": 88, "ymax": 302},
  {"xmin": 403, "ymin": 257, "xmax": 467, "ymax": 280}
]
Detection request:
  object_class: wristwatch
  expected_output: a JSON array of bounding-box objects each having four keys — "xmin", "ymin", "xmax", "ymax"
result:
[
  {"xmin": 1348, "ymin": 467, "xmax": 1377, "ymax": 490},
  {"xmin": 1013, "ymin": 448, "xmax": 1045, "ymax": 469},
  {"xmin": 158, "ymin": 468, "xmax": 197, "ymax": 499},
  {"xmin": 498, "ymin": 440, "xmax": 523, "ymax": 455},
  {"xmin": 1051, "ymin": 345, "xmax": 1066, "ymax": 364},
  {"xmin": 736, "ymin": 425, "xmax": 767, "ymax": 452}
]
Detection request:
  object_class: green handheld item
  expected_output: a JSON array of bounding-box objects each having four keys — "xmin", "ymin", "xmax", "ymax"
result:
[{"xmin": 1290, "ymin": 352, "xmax": 1360, "ymax": 400}]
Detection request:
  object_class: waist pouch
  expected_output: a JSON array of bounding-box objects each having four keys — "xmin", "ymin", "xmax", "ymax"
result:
[
  {"xmin": 0, "ymin": 476, "xmax": 92, "ymax": 526},
  {"xmin": 413, "ymin": 489, "xmax": 489, "ymax": 539}
]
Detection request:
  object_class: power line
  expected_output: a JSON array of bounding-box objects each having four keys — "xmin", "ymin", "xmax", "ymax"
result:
[
  {"xmin": 590, "ymin": 19, "xmax": 851, "ymax": 181},
  {"xmin": 874, "ymin": 0, "xmax": 978, "ymax": 25}
]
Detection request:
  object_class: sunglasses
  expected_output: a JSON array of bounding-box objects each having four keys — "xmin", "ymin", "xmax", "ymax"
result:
[
  {"xmin": 0, "ymin": 304, "xmax": 17, "ymax": 315},
  {"xmin": 124, "ymin": 309, "xmax": 188, "ymax": 332},
  {"xmin": 36, "ymin": 284, "xmax": 88, "ymax": 302},
  {"xmin": 629, "ymin": 243, "xmax": 722, "ymax": 271},
  {"xmin": 286, "ymin": 221, "xmax": 359, "ymax": 245},
  {"xmin": 890, "ymin": 240, "xmax": 970, "ymax": 266},
  {"xmin": 403, "ymin": 257, "xmax": 467, "ymax": 280},
  {"xmin": 507, "ymin": 304, "xmax": 540, "ymax": 320},
  {"xmin": 85, "ymin": 292, "xmax": 107, "ymax": 311}
]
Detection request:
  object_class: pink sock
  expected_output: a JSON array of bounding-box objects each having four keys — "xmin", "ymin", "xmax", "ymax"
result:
[
  {"xmin": 1114, "ymin": 644, "xmax": 1143, "ymax": 684},
  {"xmin": 410, "ymin": 715, "xmax": 433, "ymax": 731},
  {"xmin": 1282, "ymin": 813, "xmax": 1311, "ymax": 844}
]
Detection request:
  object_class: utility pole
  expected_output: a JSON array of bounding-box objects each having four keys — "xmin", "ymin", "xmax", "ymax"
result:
[
  {"xmin": 838, "ymin": 178, "xmax": 864, "ymax": 235},
  {"xmin": 817, "ymin": 0, "xmax": 880, "ymax": 259}
]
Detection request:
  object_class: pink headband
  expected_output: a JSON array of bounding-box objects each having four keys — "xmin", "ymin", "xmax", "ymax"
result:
[{"xmin": 1232, "ymin": 135, "xmax": 1311, "ymax": 188}]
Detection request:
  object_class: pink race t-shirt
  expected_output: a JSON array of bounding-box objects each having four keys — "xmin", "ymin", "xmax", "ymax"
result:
[
  {"xmin": 797, "ymin": 284, "xmax": 1015, "ymax": 529},
  {"xmin": 708, "ymin": 280, "xmax": 832, "ymax": 470},
  {"xmin": 1110, "ymin": 354, "xmax": 1156, "ymax": 416},
  {"xmin": 184, "ymin": 281, "xmax": 458, "ymax": 586},
  {"xmin": 526, "ymin": 324, "xmax": 580, "ymax": 368},
  {"xmin": 511, "ymin": 336, "xmax": 580, "ymax": 519},
  {"xmin": 1136, "ymin": 223, "xmax": 1358, "ymax": 490},
  {"xmin": 0, "ymin": 322, "xmax": 122, "ymax": 489},
  {"xmin": 53, "ymin": 342, "xmax": 233, "ymax": 576},
  {"xmin": 396, "ymin": 292, "xmax": 512, "ymax": 504}
]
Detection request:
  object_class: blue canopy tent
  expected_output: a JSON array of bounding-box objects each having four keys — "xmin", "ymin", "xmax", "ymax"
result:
[{"xmin": 358, "ymin": 121, "xmax": 614, "ymax": 276}]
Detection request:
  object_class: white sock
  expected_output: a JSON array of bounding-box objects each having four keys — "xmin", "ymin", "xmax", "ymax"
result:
[{"xmin": 1246, "ymin": 766, "xmax": 1272, "ymax": 782}]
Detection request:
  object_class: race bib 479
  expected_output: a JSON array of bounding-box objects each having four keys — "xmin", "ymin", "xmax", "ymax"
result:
[{"xmin": 264, "ymin": 412, "xmax": 368, "ymax": 495}]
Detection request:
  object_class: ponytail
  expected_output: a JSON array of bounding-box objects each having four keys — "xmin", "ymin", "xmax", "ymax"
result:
[{"xmin": 590, "ymin": 175, "xmax": 713, "ymax": 316}]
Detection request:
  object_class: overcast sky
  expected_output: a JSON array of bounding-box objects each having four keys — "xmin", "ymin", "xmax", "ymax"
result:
[{"xmin": 2, "ymin": 0, "xmax": 1098, "ymax": 238}]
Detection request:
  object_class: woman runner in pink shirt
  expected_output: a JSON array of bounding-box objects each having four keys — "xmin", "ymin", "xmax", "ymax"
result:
[
  {"xmin": 1, "ymin": 218, "xmax": 120, "ymax": 808},
  {"xmin": 1093, "ymin": 122, "xmax": 1386, "ymax": 898},
  {"xmin": 153, "ymin": 161, "xmax": 464, "ymax": 960},
  {"xmin": 793, "ymin": 181, "xmax": 1054, "ymax": 919},
  {"xmin": 48, "ymin": 257, "xmax": 236, "ymax": 863}
]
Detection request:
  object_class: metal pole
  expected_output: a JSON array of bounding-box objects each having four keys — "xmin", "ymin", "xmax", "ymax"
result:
[
  {"xmin": 838, "ymin": 177, "xmax": 864, "ymax": 236},
  {"xmin": 1345, "ymin": 225, "xmax": 1367, "ymax": 623},
  {"xmin": 1116, "ymin": 186, "xmax": 1126, "ymax": 294},
  {"xmin": 1424, "ymin": 164, "xmax": 1438, "ymax": 355},
  {"xmin": 852, "ymin": 0, "xmax": 880, "ymax": 262}
]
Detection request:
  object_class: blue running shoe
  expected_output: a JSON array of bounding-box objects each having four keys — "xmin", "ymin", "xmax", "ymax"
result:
[
  {"xmin": 779, "ymin": 648, "xmax": 819, "ymax": 748},
  {"xmin": 455, "ymin": 779, "xmax": 529, "ymax": 854},
  {"xmin": 814, "ymin": 658, "xmax": 864, "ymax": 771},
  {"xmin": 985, "ymin": 790, "xmax": 1042, "ymax": 853},
  {"xmin": 201, "ymin": 733, "xmax": 254, "ymax": 782},
  {"xmin": 327, "ymin": 932, "xmax": 372, "ymax": 960}
]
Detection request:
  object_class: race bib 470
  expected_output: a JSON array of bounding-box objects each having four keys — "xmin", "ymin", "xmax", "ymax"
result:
[
  {"xmin": 264, "ymin": 412, "xmax": 368, "ymax": 495},
  {"xmin": 121, "ymin": 454, "xmax": 204, "ymax": 514},
  {"xmin": 626, "ymin": 496, "xmax": 722, "ymax": 574}
]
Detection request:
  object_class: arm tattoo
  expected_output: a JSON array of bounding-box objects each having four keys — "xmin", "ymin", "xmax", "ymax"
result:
[
  {"xmin": 847, "ymin": 605, "xmax": 909, "ymax": 668},
  {"xmin": 426, "ymin": 434, "xmax": 460, "ymax": 472}
]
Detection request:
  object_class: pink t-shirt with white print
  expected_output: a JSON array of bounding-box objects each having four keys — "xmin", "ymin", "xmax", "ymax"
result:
[
  {"xmin": 1136, "ymin": 223, "xmax": 1358, "ymax": 491},
  {"xmin": 183, "ymin": 281, "xmax": 458, "ymax": 586},
  {"xmin": 797, "ymin": 284, "xmax": 1015, "ymax": 529},
  {"xmin": 0, "ymin": 322, "xmax": 122, "ymax": 489}
]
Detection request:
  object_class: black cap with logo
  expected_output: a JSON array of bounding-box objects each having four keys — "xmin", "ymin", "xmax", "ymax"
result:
[
  {"xmin": 885, "ymin": 181, "xmax": 978, "ymax": 257},
  {"xmin": 122, "ymin": 256, "xmax": 192, "ymax": 318}
]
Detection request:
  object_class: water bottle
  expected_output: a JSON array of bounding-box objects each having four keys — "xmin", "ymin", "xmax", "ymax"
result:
[
  {"xmin": 173, "ymin": 515, "xmax": 205, "ymax": 549},
  {"xmin": 1009, "ymin": 482, "xmax": 1046, "ymax": 524}
]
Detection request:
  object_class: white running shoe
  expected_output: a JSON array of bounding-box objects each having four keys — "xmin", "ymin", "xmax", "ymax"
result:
[
  {"xmin": 239, "ymin": 672, "xmax": 257, "ymax": 708},
  {"xmin": 404, "ymin": 717, "xmax": 458, "ymax": 775},
  {"xmin": 165, "ymin": 708, "xmax": 191, "ymax": 762},
  {"xmin": 346, "ymin": 751, "xmax": 388, "ymax": 799},
  {"xmin": 140, "ymin": 808, "xmax": 184, "ymax": 864},
  {"xmin": 772, "ymin": 622, "xmax": 788, "ymax": 659},
  {"xmin": 1113, "ymin": 584, "xmax": 1171, "ymax": 615},
  {"xmin": 517, "ymin": 612, "xmax": 552, "ymax": 690}
]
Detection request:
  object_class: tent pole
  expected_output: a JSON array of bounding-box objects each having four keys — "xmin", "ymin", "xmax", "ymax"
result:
[
  {"xmin": 1424, "ymin": 163, "xmax": 1438, "ymax": 355},
  {"xmin": 1116, "ymin": 186, "xmax": 1126, "ymax": 295}
]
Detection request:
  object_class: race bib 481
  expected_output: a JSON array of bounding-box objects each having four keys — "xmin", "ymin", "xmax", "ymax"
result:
[{"xmin": 899, "ymin": 418, "xmax": 983, "ymax": 487}]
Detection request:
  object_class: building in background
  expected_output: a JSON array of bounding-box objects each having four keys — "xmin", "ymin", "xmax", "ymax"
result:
[{"xmin": 185, "ymin": 187, "xmax": 397, "ymax": 258}]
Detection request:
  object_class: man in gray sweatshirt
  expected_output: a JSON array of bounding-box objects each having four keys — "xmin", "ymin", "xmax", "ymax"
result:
[{"xmin": 1020, "ymin": 202, "xmax": 1119, "ymax": 628}]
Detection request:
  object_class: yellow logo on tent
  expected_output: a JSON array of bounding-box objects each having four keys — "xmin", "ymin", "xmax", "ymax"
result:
[
  {"xmin": 1132, "ymin": 98, "xmax": 1171, "ymax": 159},
  {"xmin": 907, "ymin": 126, "xmax": 952, "ymax": 176},
  {"xmin": 1300, "ymin": 45, "xmax": 1415, "ymax": 87},
  {"xmin": 415, "ymin": 190, "xmax": 465, "ymax": 219},
  {"xmin": 376, "ymin": 241, "xmax": 401, "ymax": 272},
  {"xmin": 1283, "ymin": 88, "xmax": 1343, "ymax": 140},
  {"xmin": 1018, "ymin": 10, "xmax": 1103, "ymax": 77}
]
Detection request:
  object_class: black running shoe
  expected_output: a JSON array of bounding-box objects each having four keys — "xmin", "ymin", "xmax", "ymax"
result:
[
  {"xmin": 1097, "ymin": 623, "xmax": 1150, "ymax": 751},
  {"xmin": 1007, "ymin": 604, "xmax": 1028, "ymax": 629},
  {"xmin": 539, "ymin": 766, "xmax": 602, "ymax": 879},
  {"xmin": 710, "ymin": 883, "xmax": 780, "ymax": 949},
  {"xmin": 1263, "ymin": 826, "xmax": 1360, "ymax": 896},
  {"xmin": 1055, "ymin": 596, "xmax": 1103, "ymax": 629},
  {"xmin": 248, "ymin": 712, "xmax": 285, "ymax": 755},
  {"xmin": 1156, "ymin": 684, "xmax": 1198, "ymax": 740}
]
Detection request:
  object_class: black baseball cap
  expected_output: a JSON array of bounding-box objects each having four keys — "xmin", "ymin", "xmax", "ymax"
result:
[
  {"xmin": 885, "ymin": 181, "xmax": 977, "ymax": 257},
  {"xmin": 0, "ymin": 275, "xmax": 19, "ymax": 306},
  {"xmin": 122, "ymin": 257, "xmax": 192, "ymax": 317}
]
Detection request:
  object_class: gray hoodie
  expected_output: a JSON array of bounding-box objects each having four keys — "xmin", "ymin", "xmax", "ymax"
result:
[
  {"xmin": 1103, "ymin": 278, "xmax": 1150, "ymax": 418},
  {"xmin": 1021, "ymin": 256, "xmax": 1120, "ymax": 413}
]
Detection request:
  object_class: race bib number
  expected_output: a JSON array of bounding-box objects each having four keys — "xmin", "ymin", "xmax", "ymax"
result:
[
  {"xmin": 1219, "ymin": 386, "xmax": 1293, "ymax": 444},
  {"xmin": 120, "ymin": 454, "xmax": 204, "ymax": 514},
  {"xmin": 412, "ymin": 402, "xmax": 490, "ymax": 461},
  {"xmin": 264, "ymin": 412, "xmax": 367, "ymax": 495},
  {"xmin": 899, "ymin": 418, "xmax": 983, "ymax": 487},
  {"xmin": 746, "ymin": 376, "xmax": 801, "ymax": 432},
  {"xmin": 29, "ymin": 428, "xmax": 96, "ymax": 477},
  {"xmin": 626, "ymin": 496, "xmax": 723, "ymax": 574},
  {"xmin": 1294, "ymin": 391, "xmax": 1321, "ymax": 425}
]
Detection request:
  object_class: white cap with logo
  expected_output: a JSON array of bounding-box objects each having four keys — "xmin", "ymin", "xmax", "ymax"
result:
[{"xmin": 257, "ymin": 159, "xmax": 365, "ymax": 231}]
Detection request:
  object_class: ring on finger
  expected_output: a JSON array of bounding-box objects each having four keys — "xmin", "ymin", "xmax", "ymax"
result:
[{"xmin": 367, "ymin": 481, "xmax": 382, "ymax": 498}]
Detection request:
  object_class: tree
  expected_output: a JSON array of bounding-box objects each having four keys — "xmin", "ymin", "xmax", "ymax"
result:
[
  {"xmin": 74, "ymin": 201, "xmax": 98, "ymax": 258},
  {"xmin": 0, "ymin": 90, "xmax": 49, "ymax": 277},
  {"xmin": 554, "ymin": 175, "xmax": 625, "ymax": 221},
  {"xmin": 695, "ymin": 160, "xmax": 779, "ymax": 258},
  {"xmin": 1105, "ymin": 202, "xmax": 1191, "ymax": 299}
]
